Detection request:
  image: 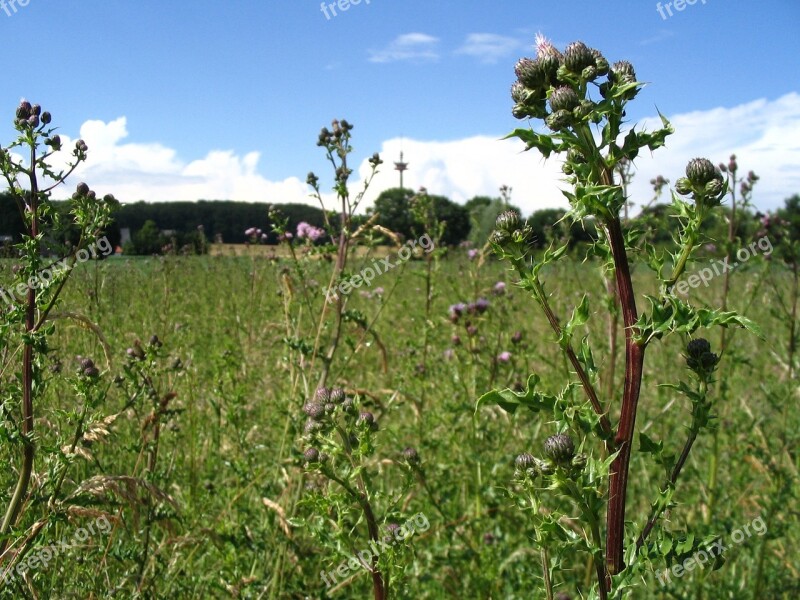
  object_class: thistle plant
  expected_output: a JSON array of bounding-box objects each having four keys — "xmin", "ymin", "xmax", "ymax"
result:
[
  {"xmin": 297, "ymin": 386, "xmax": 422, "ymax": 600},
  {"xmin": 0, "ymin": 100, "xmax": 115, "ymax": 567},
  {"xmin": 479, "ymin": 36, "xmax": 756, "ymax": 597}
]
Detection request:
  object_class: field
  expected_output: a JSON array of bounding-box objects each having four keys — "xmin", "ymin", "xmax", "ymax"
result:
[{"xmin": 1, "ymin": 247, "xmax": 796, "ymax": 599}]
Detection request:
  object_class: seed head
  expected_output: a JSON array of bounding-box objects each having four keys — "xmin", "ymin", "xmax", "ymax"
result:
[{"xmin": 544, "ymin": 433, "xmax": 575, "ymax": 466}]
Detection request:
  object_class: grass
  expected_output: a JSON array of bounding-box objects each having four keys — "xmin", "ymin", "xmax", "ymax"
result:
[{"xmin": 0, "ymin": 248, "xmax": 797, "ymax": 598}]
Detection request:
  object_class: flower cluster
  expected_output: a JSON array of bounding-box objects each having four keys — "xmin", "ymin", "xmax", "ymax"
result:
[
  {"xmin": 511, "ymin": 36, "xmax": 622, "ymax": 131},
  {"xmin": 685, "ymin": 338, "xmax": 719, "ymax": 377},
  {"xmin": 674, "ymin": 158, "xmax": 727, "ymax": 207},
  {"xmin": 302, "ymin": 385, "xmax": 378, "ymax": 467},
  {"xmin": 244, "ymin": 227, "xmax": 269, "ymax": 243},
  {"xmin": 296, "ymin": 221, "xmax": 325, "ymax": 242},
  {"xmin": 515, "ymin": 433, "xmax": 587, "ymax": 483}
]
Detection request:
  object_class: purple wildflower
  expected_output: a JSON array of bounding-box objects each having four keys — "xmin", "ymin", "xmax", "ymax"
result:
[{"xmin": 497, "ymin": 351, "xmax": 512, "ymax": 363}]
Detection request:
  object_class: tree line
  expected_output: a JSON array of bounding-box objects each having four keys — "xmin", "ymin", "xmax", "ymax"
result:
[{"xmin": 1, "ymin": 189, "xmax": 797, "ymax": 256}]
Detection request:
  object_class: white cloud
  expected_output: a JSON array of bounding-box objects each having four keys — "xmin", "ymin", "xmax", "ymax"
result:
[
  {"xmin": 455, "ymin": 33, "xmax": 522, "ymax": 64},
  {"xmin": 356, "ymin": 92, "xmax": 800, "ymax": 216},
  {"xmin": 45, "ymin": 93, "xmax": 799, "ymax": 217},
  {"xmin": 368, "ymin": 33, "xmax": 439, "ymax": 63}
]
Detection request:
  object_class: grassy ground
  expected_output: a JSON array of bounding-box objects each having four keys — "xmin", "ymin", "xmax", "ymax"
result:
[{"xmin": 0, "ymin": 249, "xmax": 797, "ymax": 599}]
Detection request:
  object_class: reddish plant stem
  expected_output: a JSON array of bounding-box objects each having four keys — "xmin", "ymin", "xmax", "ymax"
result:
[{"xmin": 603, "ymin": 216, "xmax": 646, "ymax": 576}]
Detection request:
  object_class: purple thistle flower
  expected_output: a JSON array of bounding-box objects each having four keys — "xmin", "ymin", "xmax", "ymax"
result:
[
  {"xmin": 493, "ymin": 281, "xmax": 506, "ymax": 295},
  {"xmin": 467, "ymin": 249, "xmax": 479, "ymax": 260},
  {"xmin": 497, "ymin": 351, "xmax": 512, "ymax": 363}
]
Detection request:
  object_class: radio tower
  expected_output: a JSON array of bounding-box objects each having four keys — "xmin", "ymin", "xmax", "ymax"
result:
[{"xmin": 394, "ymin": 151, "xmax": 409, "ymax": 189}]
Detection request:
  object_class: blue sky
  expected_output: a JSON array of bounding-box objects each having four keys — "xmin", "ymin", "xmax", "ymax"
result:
[{"xmin": 2, "ymin": 0, "xmax": 798, "ymax": 215}]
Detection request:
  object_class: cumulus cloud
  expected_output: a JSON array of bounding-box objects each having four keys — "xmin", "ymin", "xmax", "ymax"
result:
[
  {"xmin": 47, "ymin": 117, "xmax": 309, "ymax": 205},
  {"xmin": 368, "ymin": 33, "xmax": 440, "ymax": 63},
  {"xmin": 44, "ymin": 93, "xmax": 799, "ymax": 216},
  {"xmin": 455, "ymin": 33, "xmax": 523, "ymax": 64},
  {"xmin": 356, "ymin": 92, "xmax": 800, "ymax": 215}
]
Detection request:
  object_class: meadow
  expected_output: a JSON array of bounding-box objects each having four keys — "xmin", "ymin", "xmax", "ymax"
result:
[{"xmin": 1, "ymin": 247, "xmax": 796, "ymax": 599}]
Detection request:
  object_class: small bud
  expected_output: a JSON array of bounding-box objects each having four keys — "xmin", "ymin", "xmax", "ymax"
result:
[
  {"xmin": 41, "ymin": 111, "xmax": 52, "ymax": 124},
  {"xmin": 571, "ymin": 453, "xmax": 588, "ymax": 471},
  {"xmin": 544, "ymin": 433, "xmax": 575, "ymax": 466},
  {"xmin": 16, "ymin": 101, "xmax": 32, "ymax": 119},
  {"xmin": 330, "ymin": 387, "xmax": 345, "ymax": 404},
  {"xmin": 402, "ymin": 446, "xmax": 420, "ymax": 465},
  {"xmin": 515, "ymin": 452, "xmax": 536, "ymax": 471},
  {"xmin": 148, "ymin": 335, "xmax": 162, "ymax": 348},
  {"xmin": 31, "ymin": 104, "xmax": 41, "ymax": 116},
  {"xmin": 675, "ymin": 178, "xmax": 693, "ymax": 196},
  {"xmin": 685, "ymin": 338, "xmax": 719, "ymax": 374},
  {"xmin": 358, "ymin": 411, "xmax": 374, "ymax": 426},
  {"xmin": 304, "ymin": 448, "xmax": 320, "ymax": 463},
  {"xmin": 545, "ymin": 109, "xmax": 573, "ymax": 132}
]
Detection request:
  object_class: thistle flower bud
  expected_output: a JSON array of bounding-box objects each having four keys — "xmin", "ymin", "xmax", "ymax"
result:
[
  {"xmin": 358, "ymin": 411, "xmax": 374, "ymax": 426},
  {"xmin": 514, "ymin": 452, "xmax": 536, "ymax": 471},
  {"xmin": 402, "ymin": 446, "xmax": 420, "ymax": 465},
  {"xmin": 610, "ymin": 61, "xmax": 636, "ymax": 85},
  {"xmin": 545, "ymin": 109, "xmax": 573, "ymax": 132},
  {"xmin": 303, "ymin": 401, "xmax": 326, "ymax": 420},
  {"xmin": 563, "ymin": 41, "xmax": 594, "ymax": 74},
  {"xmin": 685, "ymin": 338, "xmax": 719, "ymax": 374},
  {"xmin": 76, "ymin": 182, "xmax": 90, "ymax": 196},
  {"xmin": 28, "ymin": 115, "xmax": 39, "ymax": 128},
  {"xmin": 314, "ymin": 387, "xmax": 331, "ymax": 404},
  {"xmin": 148, "ymin": 334, "xmax": 162, "ymax": 348},
  {"xmin": 330, "ymin": 387, "xmax": 345, "ymax": 404},
  {"xmin": 368, "ymin": 152, "xmax": 382, "ymax": 167},
  {"xmin": 306, "ymin": 172, "xmax": 318, "ymax": 187},
  {"xmin": 16, "ymin": 101, "xmax": 32, "ymax": 120},
  {"xmin": 341, "ymin": 397, "xmax": 355, "ymax": 414},
  {"xmin": 685, "ymin": 158, "xmax": 718, "ymax": 186},
  {"xmin": 41, "ymin": 111, "xmax": 52, "ymax": 124},
  {"xmin": 304, "ymin": 447, "xmax": 320, "ymax": 463},
  {"xmin": 535, "ymin": 457, "xmax": 555, "ymax": 475},
  {"xmin": 31, "ymin": 104, "xmax": 41, "ymax": 116},
  {"xmin": 571, "ymin": 453, "xmax": 588, "ymax": 471},
  {"xmin": 548, "ymin": 86, "xmax": 580, "ymax": 113},
  {"xmin": 675, "ymin": 178, "xmax": 693, "ymax": 196},
  {"xmin": 515, "ymin": 57, "xmax": 544, "ymax": 90},
  {"xmin": 591, "ymin": 49, "xmax": 609, "ymax": 75},
  {"xmin": 544, "ymin": 433, "xmax": 575, "ymax": 466},
  {"xmin": 46, "ymin": 134, "xmax": 61, "ymax": 150},
  {"xmin": 495, "ymin": 210, "xmax": 521, "ymax": 233},
  {"xmin": 304, "ymin": 419, "xmax": 323, "ymax": 435},
  {"xmin": 510, "ymin": 81, "xmax": 527, "ymax": 104},
  {"xmin": 573, "ymin": 99, "xmax": 594, "ymax": 120}
]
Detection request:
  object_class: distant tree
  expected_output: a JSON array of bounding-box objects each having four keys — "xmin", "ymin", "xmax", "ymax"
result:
[
  {"xmin": 126, "ymin": 220, "xmax": 164, "ymax": 255},
  {"xmin": 370, "ymin": 187, "xmax": 470, "ymax": 245},
  {"xmin": 469, "ymin": 197, "xmax": 523, "ymax": 247}
]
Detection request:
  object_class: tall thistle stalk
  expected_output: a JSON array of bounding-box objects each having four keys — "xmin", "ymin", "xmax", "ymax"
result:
[{"xmin": 479, "ymin": 35, "xmax": 756, "ymax": 597}]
